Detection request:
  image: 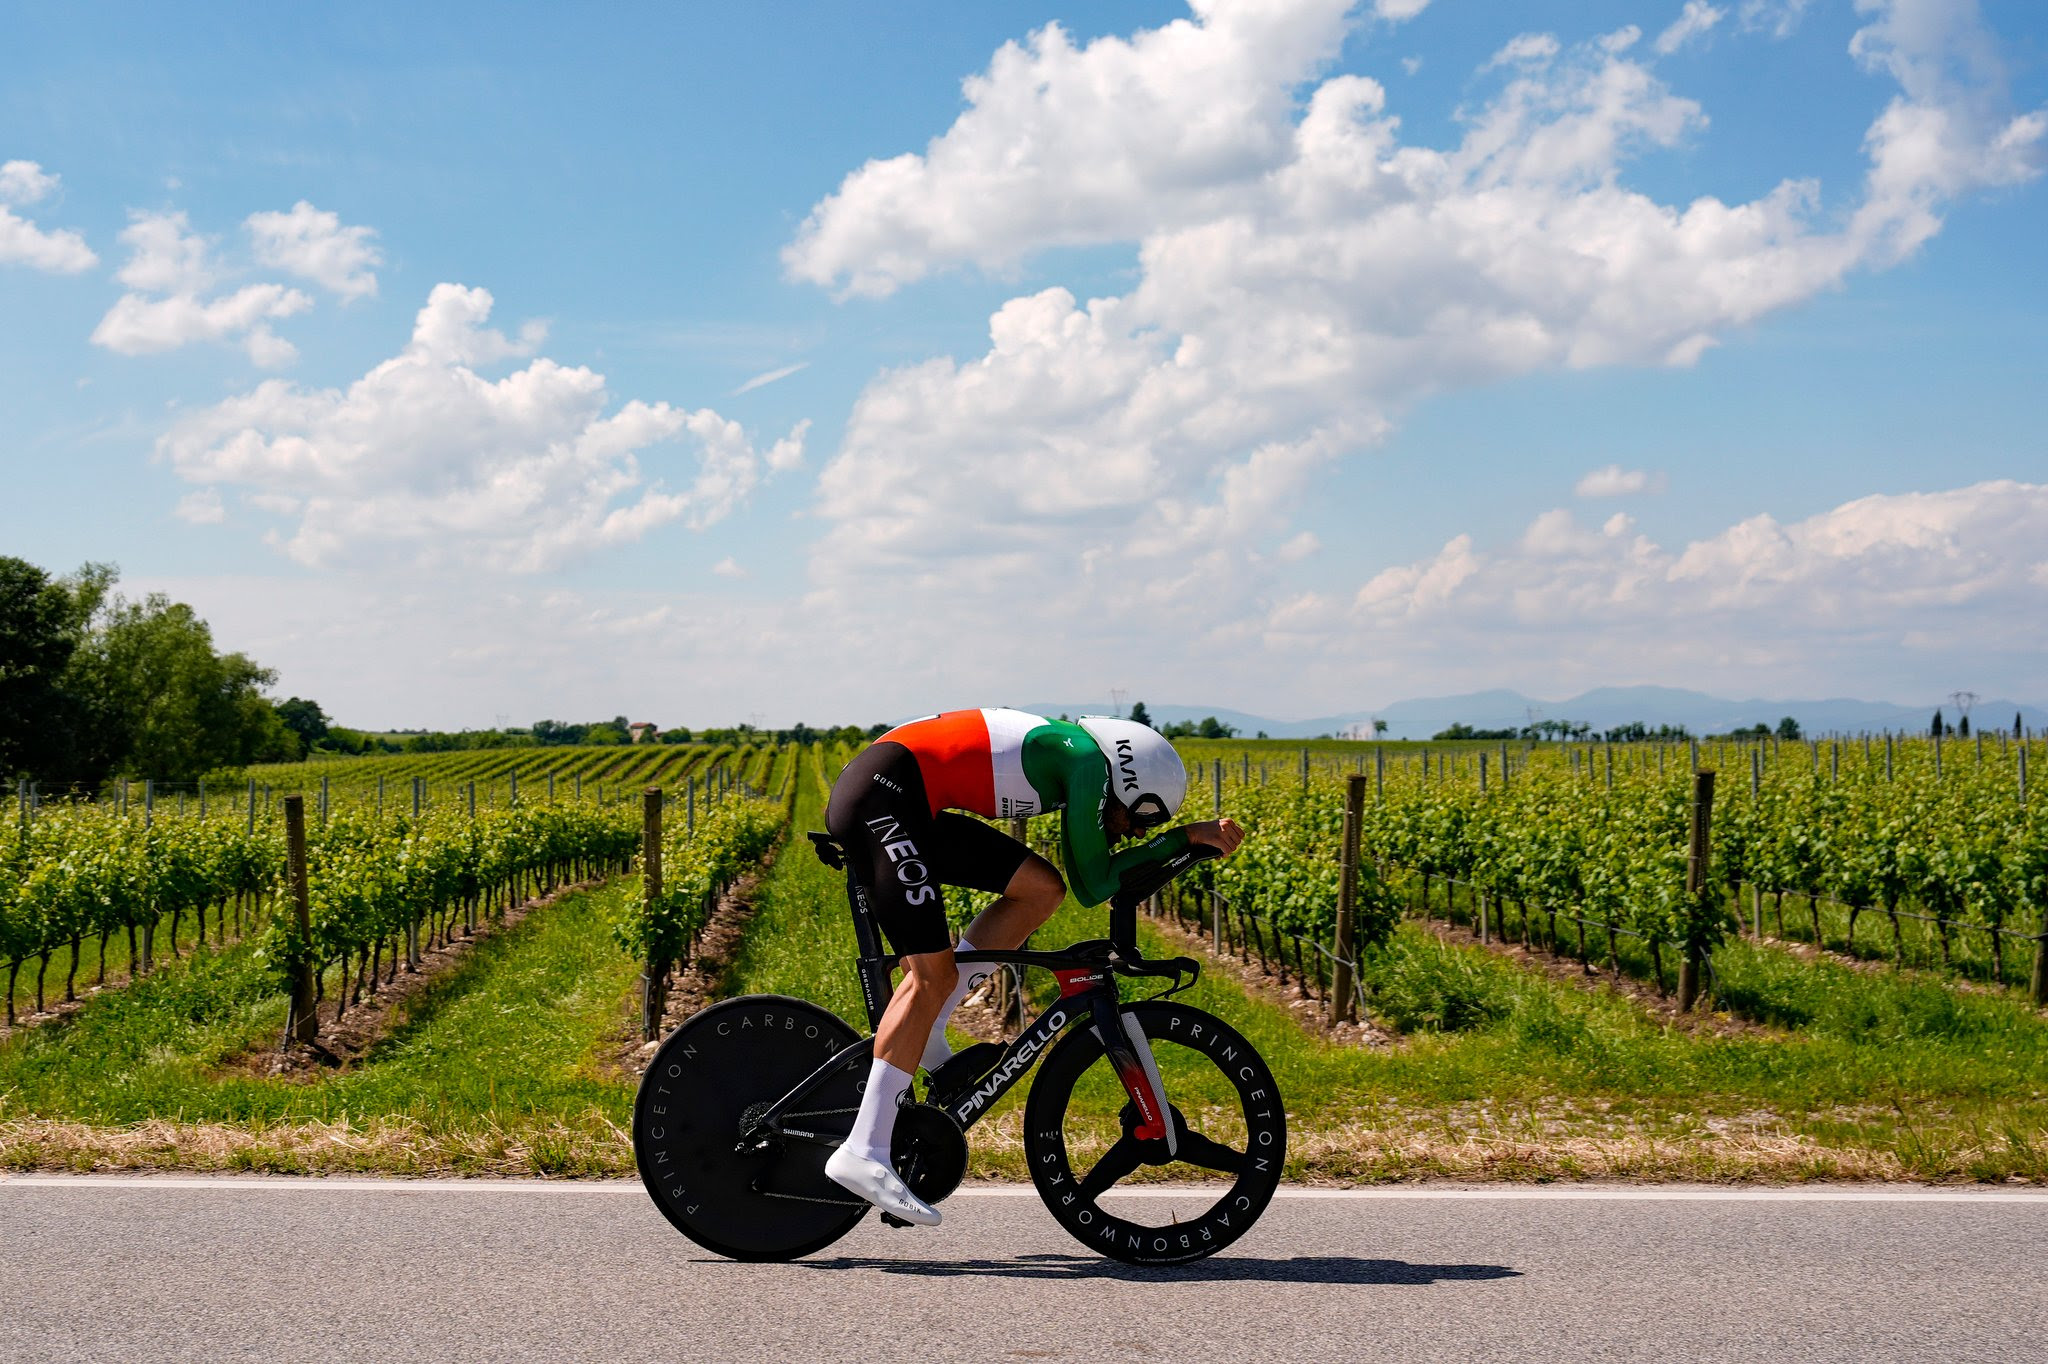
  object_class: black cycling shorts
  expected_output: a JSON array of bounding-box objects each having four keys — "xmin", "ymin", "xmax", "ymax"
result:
[{"xmin": 825, "ymin": 741, "xmax": 1033, "ymax": 958}]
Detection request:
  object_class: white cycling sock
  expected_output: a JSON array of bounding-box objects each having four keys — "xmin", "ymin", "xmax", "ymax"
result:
[
  {"xmin": 918, "ymin": 939, "xmax": 980, "ymax": 1072},
  {"xmin": 844, "ymin": 1057, "xmax": 914, "ymax": 1165}
]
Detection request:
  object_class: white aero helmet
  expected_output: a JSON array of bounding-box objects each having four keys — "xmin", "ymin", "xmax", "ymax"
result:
[{"xmin": 1076, "ymin": 716, "xmax": 1187, "ymax": 829}]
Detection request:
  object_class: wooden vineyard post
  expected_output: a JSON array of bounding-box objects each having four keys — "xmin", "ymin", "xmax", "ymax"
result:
[
  {"xmin": 2023, "ymin": 746, "xmax": 2047, "ymax": 1006},
  {"xmin": 641, "ymin": 788, "xmax": 666, "ymax": 1041},
  {"xmin": 283, "ymin": 796, "xmax": 318, "ymax": 1047},
  {"xmin": 1678, "ymin": 768, "xmax": 1715, "ymax": 1013},
  {"xmin": 2034, "ymin": 909, "xmax": 2047, "ymax": 1009},
  {"xmin": 1331, "ymin": 774, "xmax": 1365, "ymax": 1025},
  {"xmin": 1212, "ymin": 759, "xmax": 1223, "ymax": 817},
  {"xmin": 1751, "ymin": 747, "xmax": 1764, "ymax": 938}
]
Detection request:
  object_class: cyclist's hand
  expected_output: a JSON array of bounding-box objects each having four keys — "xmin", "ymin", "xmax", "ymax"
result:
[{"xmin": 1186, "ymin": 818, "xmax": 1245, "ymax": 857}]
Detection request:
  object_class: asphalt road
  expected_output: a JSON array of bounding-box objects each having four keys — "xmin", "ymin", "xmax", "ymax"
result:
[{"xmin": 4, "ymin": 1176, "xmax": 2044, "ymax": 1363}]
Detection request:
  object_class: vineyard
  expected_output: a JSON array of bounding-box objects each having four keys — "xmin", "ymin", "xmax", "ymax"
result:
[
  {"xmin": 40, "ymin": 741, "xmax": 798, "ymax": 814},
  {"xmin": 2, "ymin": 744, "xmax": 795, "ymax": 1035},
  {"xmin": 2, "ymin": 731, "xmax": 2044, "ymax": 1183}
]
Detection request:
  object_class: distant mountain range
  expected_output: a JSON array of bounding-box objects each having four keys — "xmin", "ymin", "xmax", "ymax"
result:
[{"xmin": 1023, "ymin": 686, "xmax": 2048, "ymax": 741}]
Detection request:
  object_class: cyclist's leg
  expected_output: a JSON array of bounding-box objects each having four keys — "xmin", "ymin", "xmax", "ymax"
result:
[
  {"xmin": 915, "ymin": 815, "xmax": 1062, "ymax": 1065},
  {"xmin": 822, "ymin": 744, "xmax": 955, "ymax": 1224}
]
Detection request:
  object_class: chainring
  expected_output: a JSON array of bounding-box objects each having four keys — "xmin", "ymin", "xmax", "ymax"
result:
[{"xmin": 890, "ymin": 1101, "xmax": 969, "ymax": 1205}]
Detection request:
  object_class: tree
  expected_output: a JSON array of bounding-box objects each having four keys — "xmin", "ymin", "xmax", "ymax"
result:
[
  {"xmin": 1373, "ymin": 718, "xmax": 1388, "ymax": 736},
  {"xmin": 1775, "ymin": 716, "xmax": 1802, "ymax": 741},
  {"xmin": 1958, "ymin": 713, "xmax": 1970, "ymax": 737},
  {"xmin": 64, "ymin": 593, "xmax": 297, "ymax": 780},
  {"xmin": 1931, "ymin": 708, "xmax": 1946, "ymax": 738},
  {"xmin": 2018, "ymin": 711, "xmax": 2025, "ymax": 738},
  {"xmin": 0, "ymin": 557, "xmax": 80, "ymax": 779},
  {"xmin": 1128, "ymin": 700, "xmax": 1152, "ymax": 728},
  {"xmin": 276, "ymin": 697, "xmax": 331, "ymax": 753}
]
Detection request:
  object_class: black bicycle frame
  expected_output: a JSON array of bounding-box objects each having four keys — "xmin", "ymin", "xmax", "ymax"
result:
[{"xmin": 743, "ymin": 836, "xmax": 1215, "ymax": 1144}]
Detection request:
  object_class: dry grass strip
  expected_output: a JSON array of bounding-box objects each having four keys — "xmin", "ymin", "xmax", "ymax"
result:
[{"xmin": 2, "ymin": 1111, "xmax": 1944, "ymax": 1185}]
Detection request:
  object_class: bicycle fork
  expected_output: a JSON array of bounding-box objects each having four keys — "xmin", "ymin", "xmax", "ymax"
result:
[{"xmin": 1057, "ymin": 969, "xmax": 1178, "ymax": 1158}]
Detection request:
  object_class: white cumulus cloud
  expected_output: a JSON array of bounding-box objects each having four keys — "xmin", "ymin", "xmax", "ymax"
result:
[
  {"xmin": 157, "ymin": 283, "xmax": 808, "ymax": 572},
  {"xmin": 787, "ymin": 0, "xmax": 2044, "ymax": 670},
  {"xmin": 782, "ymin": 0, "xmax": 1357, "ymax": 298},
  {"xmin": 1225, "ymin": 480, "xmax": 2048, "ymax": 705},
  {"xmin": 245, "ymin": 201, "xmax": 382, "ymax": 300},
  {"xmin": 0, "ymin": 160, "xmax": 97, "ymax": 274},
  {"xmin": 92, "ymin": 211, "xmax": 313, "ymax": 366}
]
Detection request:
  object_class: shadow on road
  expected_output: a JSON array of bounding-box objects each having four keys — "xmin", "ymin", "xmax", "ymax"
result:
[{"xmin": 779, "ymin": 1254, "xmax": 1523, "ymax": 1285}]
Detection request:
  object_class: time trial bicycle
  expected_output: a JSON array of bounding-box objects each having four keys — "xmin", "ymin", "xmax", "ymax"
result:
[{"xmin": 631, "ymin": 834, "xmax": 1285, "ymax": 1265}]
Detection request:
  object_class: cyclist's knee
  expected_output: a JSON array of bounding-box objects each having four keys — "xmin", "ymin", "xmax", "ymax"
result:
[
  {"xmin": 1008, "ymin": 853, "xmax": 1065, "ymax": 915},
  {"xmin": 902, "ymin": 949, "xmax": 958, "ymax": 999}
]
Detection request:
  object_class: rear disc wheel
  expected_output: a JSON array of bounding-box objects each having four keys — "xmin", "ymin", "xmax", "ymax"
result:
[{"xmin": 633, "ymin": 994, "xmax": 869, "ymax": 1261}]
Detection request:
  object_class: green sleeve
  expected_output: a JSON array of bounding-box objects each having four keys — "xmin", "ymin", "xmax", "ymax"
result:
[{"xmin": 1023, "ymin": 725, "xmax": 1192, "ymax": 908}]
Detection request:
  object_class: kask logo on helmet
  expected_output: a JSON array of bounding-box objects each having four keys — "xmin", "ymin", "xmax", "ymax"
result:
[{"xmin": 1114, "ymin": 738, "xmax": 1140, "ymax": 793}]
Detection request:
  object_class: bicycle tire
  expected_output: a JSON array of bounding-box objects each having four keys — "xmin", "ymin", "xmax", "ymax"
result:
[
  {"xmin": 1023, "ymin": 999, "xmax": 1285, "ymax": 1265},
  {"xmin": 634, "ymin": 994, "xmax": 869, "ymax": 1261}
]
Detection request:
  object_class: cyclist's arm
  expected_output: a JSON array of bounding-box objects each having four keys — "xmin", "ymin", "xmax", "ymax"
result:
[{"xmin": 1027, "ymin": 734, "xmax": 1189, "ymax": 907}]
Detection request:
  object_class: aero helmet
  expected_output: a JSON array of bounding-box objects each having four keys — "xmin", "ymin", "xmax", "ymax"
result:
[{"xmin": 1076, "ymin": 716, "xmax": 1186, "ymax": 828}]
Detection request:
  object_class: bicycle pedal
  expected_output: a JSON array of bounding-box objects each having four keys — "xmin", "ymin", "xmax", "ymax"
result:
[{"xmin": 879, "ymin": 1211, "xmax": 913, "ymax": 1229}]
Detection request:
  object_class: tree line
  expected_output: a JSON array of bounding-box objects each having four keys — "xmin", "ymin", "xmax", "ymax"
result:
[{"xmin": 1, "ymin": 557, "xmax": 297, "ymax": 787}]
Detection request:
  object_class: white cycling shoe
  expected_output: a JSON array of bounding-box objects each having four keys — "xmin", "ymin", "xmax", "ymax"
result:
[{"xmin": 824, "ymin": 1147, "xmax": 942, "ymax": 1226}]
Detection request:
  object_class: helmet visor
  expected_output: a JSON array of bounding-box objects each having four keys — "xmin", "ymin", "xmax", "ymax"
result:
[{"xmin": 1124, "ymin": 793, "xmax": 1172, "ymax": 829}]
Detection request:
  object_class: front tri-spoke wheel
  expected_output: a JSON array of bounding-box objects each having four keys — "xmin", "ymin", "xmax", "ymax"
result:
[{"xmin": 1023, "ymin": 1000, "xmax": 1285, "ymax": 1265}]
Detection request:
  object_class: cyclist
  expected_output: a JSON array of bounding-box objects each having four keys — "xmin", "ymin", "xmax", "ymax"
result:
[{"xmin": 821, "ymin": 708, "xmax": 1244, "ymax": 1225}]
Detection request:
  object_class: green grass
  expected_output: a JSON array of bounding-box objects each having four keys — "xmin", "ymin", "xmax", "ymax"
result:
[
  {"xmin": 720, "ymin": 749, "xmax": 865, "ymax": 1024},
  {"xmin": 1710, "ymin": 936, "xmax": 2048, "ymax": 1050},
  {"xmin": 3, "ymin": 903, "xmax": 259, "ymax": 1023},
  {"xmin": 0, "ymin": 878, "xmax": 643, "ymax": 1174}
]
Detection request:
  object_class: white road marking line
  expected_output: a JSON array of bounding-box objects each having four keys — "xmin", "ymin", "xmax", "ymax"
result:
[{"xmin": 1, "ymin": 1174, "xmax": 2043, "ymax": 1202}]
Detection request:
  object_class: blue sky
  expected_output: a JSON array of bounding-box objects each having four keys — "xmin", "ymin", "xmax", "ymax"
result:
[{"xmin": 3, "ymin": 0, "xmax": 2045, "ymax": 728}]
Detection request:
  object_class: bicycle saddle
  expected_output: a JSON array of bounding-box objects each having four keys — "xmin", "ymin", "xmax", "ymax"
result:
[{"xmin": 807, "ymin": 831, "xmax": 848, "ymax": 869}]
